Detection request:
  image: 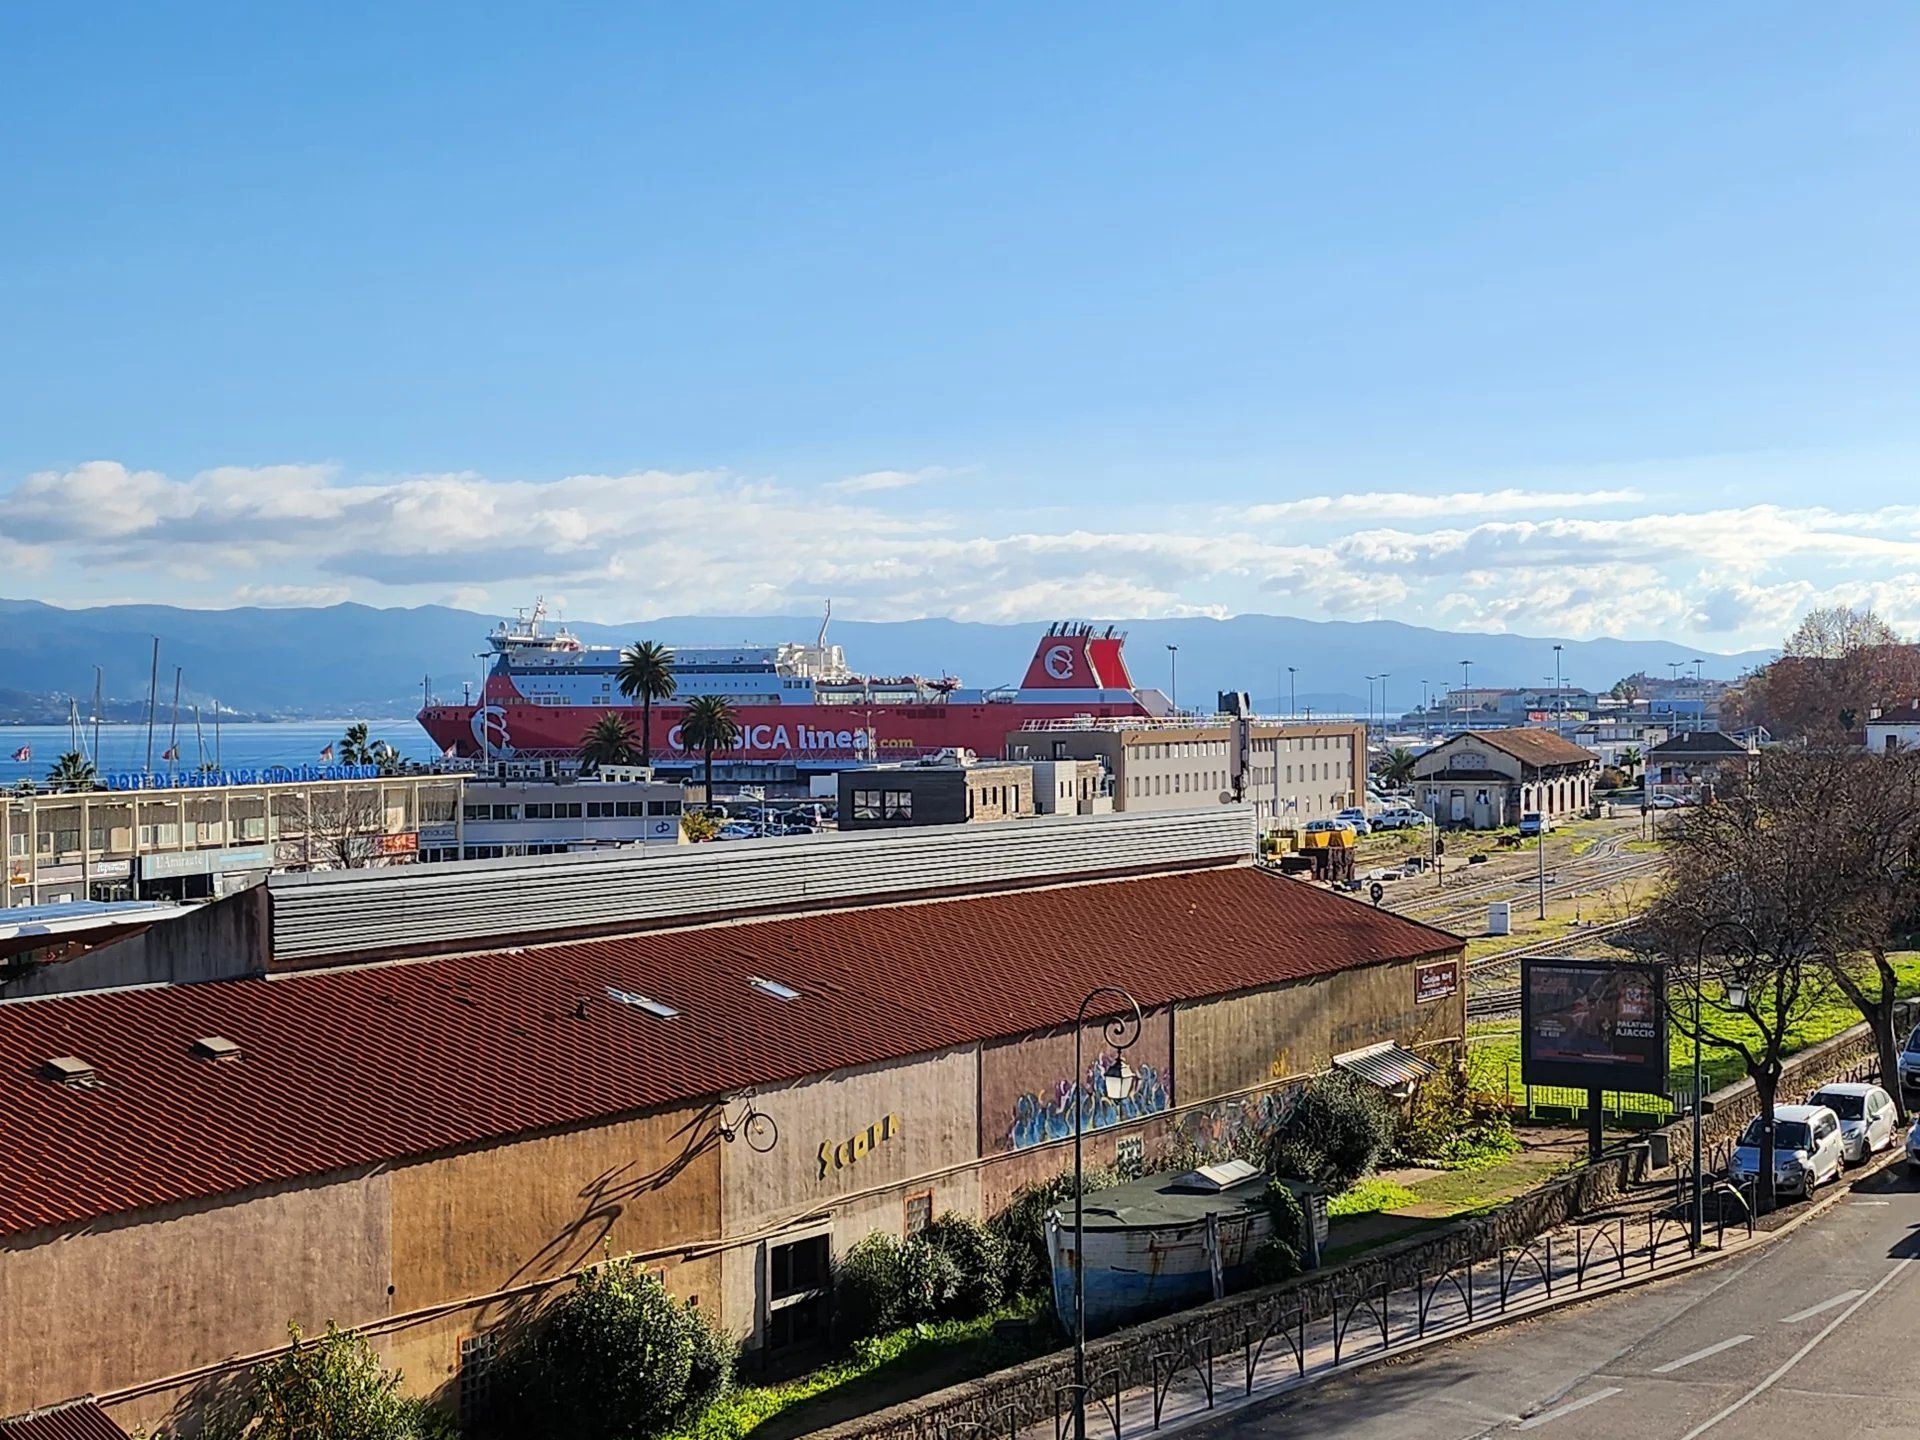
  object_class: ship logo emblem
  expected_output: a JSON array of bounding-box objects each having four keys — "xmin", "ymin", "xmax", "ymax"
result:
[
  {"xmin": 1043, "ymin": 644, "xmax": 1075, "ymax": 680},
  {"xmin": 471, "ymin": 704, "xmax": 514, "ymax": 756}
]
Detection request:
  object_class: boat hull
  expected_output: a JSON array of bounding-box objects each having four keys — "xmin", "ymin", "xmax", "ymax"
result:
[{"xmin": 1045, "ymin": 1210, "xmax": 1271, "ymax": 1337}]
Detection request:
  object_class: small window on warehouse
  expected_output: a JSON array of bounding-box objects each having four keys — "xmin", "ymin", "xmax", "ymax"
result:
[{"xmin": 904, "ymin": 1191, "xmax": 934, "ymax": 1236}]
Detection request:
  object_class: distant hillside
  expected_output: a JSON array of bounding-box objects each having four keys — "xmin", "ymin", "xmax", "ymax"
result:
[{"xmin": 0, "ymin": 598, "xmax": 1773, "ymax": 719}]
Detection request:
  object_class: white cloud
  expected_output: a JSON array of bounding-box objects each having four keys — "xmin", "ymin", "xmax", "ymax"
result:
[
  {"xmin": 5, "ymin": 460, "xmax": 1919, "ymax": 648},
  {"xmin": 1243, "ymin": 488, "xmax": 1642, "ymax": 523}
]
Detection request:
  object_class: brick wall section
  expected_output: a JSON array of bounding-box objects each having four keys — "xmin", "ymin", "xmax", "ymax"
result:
[{"xmin": 814, "ymin": 1008, "xmax": 1910, "ymax": 1440}]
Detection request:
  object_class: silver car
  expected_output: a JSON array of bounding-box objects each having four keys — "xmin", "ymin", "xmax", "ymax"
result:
[
  {"xmin": 1730, "ymin": 1104, "xmax": 1847, "ymax": 1199},
  {"xmin": 1806, "ymin": 1083, "xmax": 1898, "ymax": 1164}
]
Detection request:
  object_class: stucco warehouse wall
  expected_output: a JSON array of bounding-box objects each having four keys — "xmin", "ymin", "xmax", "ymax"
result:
[
  {"xmin": 1176, "ymin": 955, "xmax": 1464, "ymax": 1104},
  {"xmin": 0, "ymin": 1168, "xmax": 391, "ymax": 1431},
  {"xmin": 721, "ymin": 1047, "xmax": 981, "ymax": 1347}
]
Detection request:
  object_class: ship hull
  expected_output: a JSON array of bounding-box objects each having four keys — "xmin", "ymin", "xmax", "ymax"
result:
[{"xmin": 416, "ymin": 697, "xmax": 1148, "ymax": 768}]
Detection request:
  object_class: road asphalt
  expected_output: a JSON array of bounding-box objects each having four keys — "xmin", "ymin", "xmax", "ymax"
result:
[{"xmin": 1192, "ymin": 1159, "xmax": 1920, "ymax": 1439}]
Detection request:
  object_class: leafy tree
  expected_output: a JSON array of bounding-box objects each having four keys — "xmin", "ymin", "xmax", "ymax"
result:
[
  {"xmin": 1268, "ymin": 1070, "xmax": 1395, "ymax": 1193},
  {"xmin": 187, "ymin": 1321, "xmax": 455, "ymax": 1440},
  {"xmin": 920, "ymin": 1214, "xmax": 1009, "ymax": 1318},
  {"xmin": 1376, "ymin": 746, "xmax": 1417, "ymax": 788},
  {"xmin": 680, "ymin": 696, "xmax": 741, "ymax": 809},
  {"xmin": 1733, "ymin": 605, "xmax": 1920, "ymax": 740},
  {"xmin": 1608, "ymin": 677, "xmax": 1642, "ymax": 702},
  {"xmin": 488, "ymin": 1257, "xmax": 735, "ymax": 1440},
  {"xmin": 615, "ymin": 641, "xmax": 677, "ymax": 768},
  {"xmin": 577, "ymin": 713, "xmax": 641, "ymax": 774},
  {"xmin": 45, "ymin": 750, "xmax": 97, "ymax": 790},
  {"xmin": 679, "ymin": 810, "xmax": 722, "ymax": 843},
  {"xmin": 1618, "ymin": 747, "xmax": 1642, "ymax": 785},
  {"xmin": 1651, "ymin": 754, "xmax": 1836, "ymax": 1212}
]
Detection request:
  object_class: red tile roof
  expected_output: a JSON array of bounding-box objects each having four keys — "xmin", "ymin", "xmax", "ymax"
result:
[
  {"xmin": 0, "ymin": 865, "xmax": 1458, "ymax": 1239},
  {"xmin": 1, "ymin": 1401, "xmax": 132, "ymax": 1440}
]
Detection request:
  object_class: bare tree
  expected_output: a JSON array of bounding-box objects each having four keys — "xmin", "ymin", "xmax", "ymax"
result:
[
  {"xmin": 1783, "ymin": 605, "xmax": 1903, "ymax": 659},
  {"xmin": 307, "ymin": 785, "xmax": 390, "ymax": 870},
  {"xmin": 1651, "ymin": 757, "xmax": 1837, "ymax": 1212}
]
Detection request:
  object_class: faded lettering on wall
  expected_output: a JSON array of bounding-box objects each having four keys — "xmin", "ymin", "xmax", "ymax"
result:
[{"xmin": 817, "ymin": 1113, "xmax": 901, "ymax": 1180}]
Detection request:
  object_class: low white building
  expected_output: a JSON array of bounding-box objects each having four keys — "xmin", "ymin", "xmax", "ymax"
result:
[
  {"xmin": 421, "ymin": 771, "xmax": 687, "ymax": 861},
  {"xmin": 1409, "ymin": 729, "xmax": 1599, "ymax": 830},
  {"xmin": 1866, "ymin": 703, "xmax": 1920, "ymax": 755}
]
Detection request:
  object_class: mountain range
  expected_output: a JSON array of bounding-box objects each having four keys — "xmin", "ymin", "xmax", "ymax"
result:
[{"xmin": 0, "ymin": 598, "xmax": 1773, "ymax": 721}]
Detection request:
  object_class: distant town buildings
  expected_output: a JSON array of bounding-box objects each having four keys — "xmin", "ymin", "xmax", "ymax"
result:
[
  {"xmin": 1408, "ymin": 729, "xmax": 1599, "ymax": 829},
  {"xmin": 2, "ymin": 770, "xmax": 462, "ymax": 908},
  {"xmin": 1005, "ymin": 719, "xmax": 1365, "ymax": 830}
]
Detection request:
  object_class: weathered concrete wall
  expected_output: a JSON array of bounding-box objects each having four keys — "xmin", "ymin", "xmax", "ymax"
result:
[
  {"xmin": 1, "ymin": 885, "xmax": 268, "ymax": 998},
  {"xmin": 1176, "ymin": 955, "xmax": 1464, "ymax": 1104},
  {"xmin": 0, "ymin": 1168, "xmax": 390, "ymax": 1431},
  {"xmin": 721, "ymin": 1047, "xmax": 981, "ymax": 1347}
]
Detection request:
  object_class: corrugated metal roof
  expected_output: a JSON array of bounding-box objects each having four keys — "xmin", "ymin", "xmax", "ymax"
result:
[
  {"xmin": 267, "ymin": 806, "xmax": 1258, "ymax": 963},
  {"xmin": 0, "ymin": 866, "xmax": 1460, "ymax": 1239},
  {"xmin": 1332, "ymin": 1040, "xmax": 1437, "ymax": 1091},
  {"xmin": 1, "ymin": 1400, "xmax": 132, "ymax": 1440}
]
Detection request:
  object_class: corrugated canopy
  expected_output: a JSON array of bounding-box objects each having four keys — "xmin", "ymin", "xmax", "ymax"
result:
[{"xmin": 1333, "ymin": 1040, "xmax": 1436, "ymax": 1092}]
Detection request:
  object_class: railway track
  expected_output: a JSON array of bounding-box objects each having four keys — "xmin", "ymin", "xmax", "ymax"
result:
[
  {"xmin": 1413, "ymin": 855, "xmax": 1662, "ymax": 931},
  {"xmin": 1464, "ymin": 919, "xmax": 1642, "ymax": 1019},
  {"xmin": 1387, "ymin": 832, "xmax": 1654, "ymax": 926}
]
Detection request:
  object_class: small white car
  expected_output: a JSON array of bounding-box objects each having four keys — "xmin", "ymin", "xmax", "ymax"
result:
[
  {"xmin": 1906, "ymin": 1116, "xmax": 1920, "ymax": 1178},
  {"xmin": 1806, "ymin": 1083, "xmax": 1898, "ymax": 1164},
  {"xmin": 1730, "ymin": 1104, "xmax": 1847, "ymax": 1199},
  {"xmin": 1334, "ymin": 807, "xmax": 1372, "ymax": 835}
]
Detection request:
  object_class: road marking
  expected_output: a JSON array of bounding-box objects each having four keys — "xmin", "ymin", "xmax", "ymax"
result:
[
  {"xmin": 1778, "ymin": 1289, "xmax": 1863, "ymax": 1323},
  {"xmin": 1516, "ymin": 1387, "xmax": 1622, "ymax": 1430},
  {"xmin": 1851, "ymin": 1200, "xmax": 1891, "ymax": 1206},
  {"xmin": 1679, "ymin": 1260, "xmax": 1913, "ymax": 1440},
  {"xmin": 1651, "ymin": 1335, "xmax": 1753, "ymax": 1373}
]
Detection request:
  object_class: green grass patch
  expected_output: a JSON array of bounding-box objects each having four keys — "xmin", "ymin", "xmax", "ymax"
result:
[
  {"xmin": 666, "ymin": 1301, "xmax": 1050, "ymax": 1440},
  {"xmin": 1470, "ymin": 953, "xmax": 1920, "ymax": 1102},
  {"xmin": 1328, "ymin": 1177, "xmax": 1420, "ymax": 1217}
]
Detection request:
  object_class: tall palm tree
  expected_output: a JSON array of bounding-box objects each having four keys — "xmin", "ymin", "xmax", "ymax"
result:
[
  {"xmin": 46, "ymin": 750, "xmax": 96, "ymax": 790},
  {"xmin": 1619, "ymin": 746, "xmax": 1643, "ymax": 786},
  {"xmin": 616, "ymin": 640, "xmax": 678, "ymax": 767},
  {"xmin": 338, "ymin": 722, "xmax": 375, "ymax": 766},
  {"xmin": 680, "ymin": 695, "xmax": 741, "ymax": 809},
  {"xmin": 578, "ymin": 713, "xmax": 641, "ymax": 774},
  {"xmin": 1377, "ymin": 746, "xmax": 1418, "ymax": 788}
]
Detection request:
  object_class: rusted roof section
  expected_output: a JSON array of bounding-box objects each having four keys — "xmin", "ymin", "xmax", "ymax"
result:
[
  {"xmin": 0, "ymin": 866, "xmax": 1460, "ymax": 1239},
  {"xmin": 0, "ymin": 1401, "xmax": 133, "ymax": 1440}
]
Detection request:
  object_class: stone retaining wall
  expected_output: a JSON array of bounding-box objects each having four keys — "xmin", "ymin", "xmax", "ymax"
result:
[{"xmin": 814, "ymin": 1006, "xmax": 1911, "ymax": 1440}]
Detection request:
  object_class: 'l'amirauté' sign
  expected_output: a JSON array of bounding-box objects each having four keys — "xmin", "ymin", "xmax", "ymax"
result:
[{"xmin": 818, "ymin": 1114, "xmax": 901, "ymax": 1180}]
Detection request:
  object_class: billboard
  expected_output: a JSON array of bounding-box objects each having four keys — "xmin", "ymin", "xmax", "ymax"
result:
[{"xmin": 1519, "ymin": 958, "xmax": 1667, "ymax": 1094}]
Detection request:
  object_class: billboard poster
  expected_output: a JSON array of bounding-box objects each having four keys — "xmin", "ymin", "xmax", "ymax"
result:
[{"xmin": 1519, "ymin": 958, "xmax": 1667, "ymax": 1095}]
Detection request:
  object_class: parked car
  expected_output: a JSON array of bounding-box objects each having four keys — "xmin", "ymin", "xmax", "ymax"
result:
[
  {"xmin": 1334, "ymin": 807, "xmax": 1372, "ymax": 835},
  {"xmin": 1371, "ymin": 806, "xmax": 1429, "ymax": 830},
  {"xmin": 1899, "ymin": 1024, "xmax": 1920, "ymax": 1106},
  {"xmin": 1648, "ymin": 794, "xmax": 1683, "ymax": 810},
  {"xmin": 1518, "ymin": 812, "xmax": 1552, "ymax": 837},
  {"xmin": 1806, "ymin": 1083, "xmax": 1898, "ymax": 1163},
  {"xmin": 1907, "ymin": 1115, "xmax": 1920, "ymax": 1179},
  {"xmin": 1730, "ymin": 1104, "xmax": 1847, "ymax": 1198}
]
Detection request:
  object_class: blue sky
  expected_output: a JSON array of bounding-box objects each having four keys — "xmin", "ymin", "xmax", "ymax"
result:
[{"xmin": 3, "ymin": 2, "xmax": 1919, "ymax": 646}]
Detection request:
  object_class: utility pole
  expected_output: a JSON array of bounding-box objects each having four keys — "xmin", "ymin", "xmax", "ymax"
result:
[
  {"xmin": 1166, "ymin": 644, "xmax": 1179, "ymax": 716},
  {"xmin": 144, "ymin": 637, "xmax": 160, "ymax": 774},
  {"xmin": 1552, "ymin": 644, "xmax": 1564, "ymax": 738},
  {"xmin": 1379, "ymin": 673, "xmax": 1390, "ymax": 734},
  {"xmin": 1288, "ymin": 666, "xmax": 1297, "ymax": 720}
]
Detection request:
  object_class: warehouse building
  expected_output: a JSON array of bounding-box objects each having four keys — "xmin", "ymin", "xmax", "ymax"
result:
[{"xmin": 0, "ymin": 809, "xmax": 1463, "ymax": 1433}]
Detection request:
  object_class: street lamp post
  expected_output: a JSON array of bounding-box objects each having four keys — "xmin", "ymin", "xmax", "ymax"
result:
[
  {"xmin": 1379, "ymin": 673, "xmax": 1390, "ymax": 736},
  {"xmin": 1459, "ymin": 660, "xmax": 1473, "ymax": 731},
  {"xmin": 1553, "ymin": 644, "xmax": 1564, "ymax": 738},
  {"xmin": 1689, "ymin": 921, "xmax": 1751, "ymax": 1249},
  {"xmin": 1071, "ymin": 985, "xmax": 1144, "ymax": 1440},
  {"xmin": 1287, "ymin": 666, "xmax": 1297, "ymax": 720},
  {"xmin": 1167, "ymin": 645, "xmax": 1179, "ymax": 716},
  {"xmin": 1365, "ymin": 675, "xmax": 1377, "ymax": 732}
]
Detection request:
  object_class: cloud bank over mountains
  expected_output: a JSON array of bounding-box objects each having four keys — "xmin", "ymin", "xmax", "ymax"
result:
[{"xmin": 5, "ymin": 458, "xmax": 1918, "ymax": 648}]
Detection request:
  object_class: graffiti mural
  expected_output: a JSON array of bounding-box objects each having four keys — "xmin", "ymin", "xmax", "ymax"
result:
[
  {"xmin": 1169, "ymin": 1081, "xmax": 1305, "ymax": 1161},
  {"xmin": 1004, "ymin": 1051, "xmax": 1172, "ymax": 1150}
]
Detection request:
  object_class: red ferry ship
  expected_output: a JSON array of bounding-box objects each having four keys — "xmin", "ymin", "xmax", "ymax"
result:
[{"xmin": 415, "ymin": 602, "xmax": 1157, "ymax": 774}]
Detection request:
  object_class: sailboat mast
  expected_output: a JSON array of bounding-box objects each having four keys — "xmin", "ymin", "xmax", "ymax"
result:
[
  {"xmin": 145, "ymin": 637, "xmax": 159, "ymax": 773},
  {"xmin": 194, "ymin": 704, "xmax": 206, "ymax": 769},
  {"xmin": 91, "ymin": 667, "xmax": 102, "ymax": 767}
]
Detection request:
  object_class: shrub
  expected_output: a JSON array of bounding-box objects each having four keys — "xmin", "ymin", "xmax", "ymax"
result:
[
  {"xmin": 1394, "ymin": 1055, "xmax": 1518, "ymax": 1169},
  {"xmin": 987, "ymin": 1165, "xmax": 1122, "ymax": 1300},
  {"xmin": 919, "ymin": 1214, "xmax": 1008, "ymax": 1317},
  {"xmin": 181, "ymin": 1322, "xmax": 454, "ymax": 1440},
  {"xmin": 832, "ymin": 1232, "xmax": 907, "ymax": 1339},
  {"xmin": 1268, "ymin": 1070, "xmax": 1396, "ymax": 1192},
  {"xmin": 895, "ymin": 1237, "xmax": 962, "ymax": 1323},
  {"xmin": 487, "ymin": 1256, "xmax": 735, "ymax": 1440},
  {"xmin": 1251, "ymin": 1181, "xmax": 1305, "ymax": 1285}
]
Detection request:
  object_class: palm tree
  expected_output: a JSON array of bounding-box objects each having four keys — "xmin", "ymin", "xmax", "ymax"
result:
[
  {"xmin": 577, "ymin": 713, "xmax": 641, "ymax": 774},
  {"xmin": 46, "ymin": 750, "xmax": 96, "ymax": 790},
  {"xmin": 339, "ymin": 722, "xmax": 375, "ymax": 766},
  {"xmin": 1619, "ymin": 746, "xmax": 1643, "ymax": 787},
  {"xmin": 616, "ymin": 640, "xmax": 678, "ymax": 767},
  {"xmin": 1377, "ymin": 746, "xmax": 1418, "ymax": 788},
  {"xmin": 680, "ymin": 695, "xmax": 741, "ymax": 810}
]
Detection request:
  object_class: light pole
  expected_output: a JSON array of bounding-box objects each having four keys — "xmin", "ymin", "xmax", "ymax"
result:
[
  {"xmin": 1553, "ymin": 644, "xmax": 1564, "ymax": 738},
  {"xmin": 1071, "ymin": 985, "xmax": 1144, "ymax": 1440},
  {"xmin": 1459, "ymin": 660, "xmax": 1473, "ymax": 731},
  {"xmin": 1167, "ymin": 645, "xmax": 1179, "ymax": 716},
  {"xmin": 1365, "ymin": 675, "xmax": 1377, "ymax": 731},
  {"xmin": 1688, "ymin": 921, "xmax": 1751, "ymax": 1249},
  {"xmin": 1379, "ymin": 673, "xmax": 1390, "ymax": 735},
  {"xmin": 1287, "ymin": 666, "xmax": 1297, "ymax": 720}
]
